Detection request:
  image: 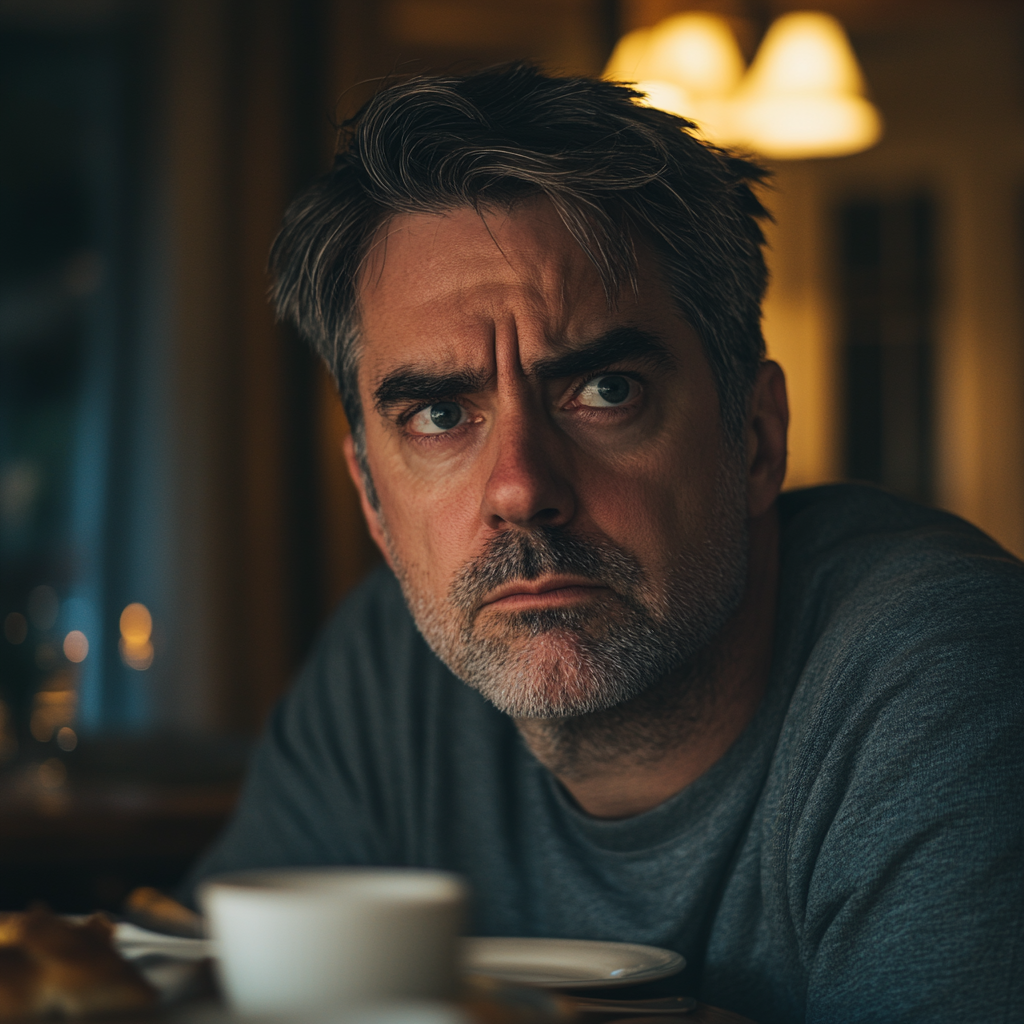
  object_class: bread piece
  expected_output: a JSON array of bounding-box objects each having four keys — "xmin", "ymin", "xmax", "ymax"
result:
[
  {"xmin": 0, "ymin": 907, "xmax": 157, "ymax": 1018},
  {"xmin": 0, "ymin": 945, "xmax": 42, "ymax": 1018},
  {"xmin": 0, "ymin": 916, "xmax": 22, "ymax": 947}
]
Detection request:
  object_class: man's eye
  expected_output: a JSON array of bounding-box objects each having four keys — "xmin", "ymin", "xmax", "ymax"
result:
[
  {"xmin": 577, "ymin": 374, "xmax": 640, "ymax": 408},
  {"xmin": 408, "ymin": 401, "xmax": 467, "ymax": 435}
]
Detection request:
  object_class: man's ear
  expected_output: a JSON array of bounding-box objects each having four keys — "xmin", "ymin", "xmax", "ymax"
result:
[
  {"xmin": 745, "ymin": 360, "xmax": 789, "ymax": 519},
  {"xmin": 343, "ymin": 433, "xmax": 395, "ymax": 571}
]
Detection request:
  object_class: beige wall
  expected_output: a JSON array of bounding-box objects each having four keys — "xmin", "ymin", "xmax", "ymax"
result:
[{"xmin": 762, "ymin": 16, "xmax": 1024, "ymax": 557}]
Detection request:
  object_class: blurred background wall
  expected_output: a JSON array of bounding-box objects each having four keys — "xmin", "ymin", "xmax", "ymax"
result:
[{"xmin": 0, "ymin": 0, "xmax": 1021, "ymax": 908}]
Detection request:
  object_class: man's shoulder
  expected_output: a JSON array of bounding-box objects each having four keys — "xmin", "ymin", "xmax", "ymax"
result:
[
  {"xmin": 767, "ymin": 484, "xmax": 1023, "ymax": 838},
  {"xmin": 772, "ymin": 482, "xmax": 1023, "ymax": 773},
  {"xmin": 777, "ymin": 483, "xmax": 1023, "ymax": 623},
  {"xmin": 753, "ymin": 485, "xmax": 1022, "ymax": 1024},
  {"xmin": 778, "ymin": 481, "xmax": 1015, "ymax": 561}
]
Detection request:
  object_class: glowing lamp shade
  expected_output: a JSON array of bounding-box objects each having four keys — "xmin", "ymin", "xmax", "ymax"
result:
[
  {"xmin": 604, "ymin": 27, "xmax": 652, "ymax": 83},
  {"xmin": 736, "ymin": 12, "xmax": 882, "ymax": 158},
  {"xmin": 603, "ymin": 14, "xmax": 746, "ymax": 145},
  {"xmin": 642, "ymin": 14, "xmax": 745, "ymax": 97},
  {"xmin": 634, "ymin": 80, "xmax": 693, "ymax": 119},
  {"xmin": 604, "ymin": 30, "xmax": 693, "ymax": 117}
]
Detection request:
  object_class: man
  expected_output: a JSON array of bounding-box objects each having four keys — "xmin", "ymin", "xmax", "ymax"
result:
[{"xmin": 186, "ymin": 65, "xmax": 1023, "ymax": 1023}]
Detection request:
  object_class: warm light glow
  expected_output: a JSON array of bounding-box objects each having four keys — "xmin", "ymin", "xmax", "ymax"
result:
[
  {"xmin": 120, "ymin": 602, "xmax": 152, "ymax": 645},
  {"xmin": 747, "ymin": 12, "xmax": 864, "ymax": 94},
  {"xmin": 604, "ymin": 14, "xmax": 746, "ymax": 145},
  {"xmin": 603, "ymin": 27, "xmax": 652, "ymax": 84},
  {"xmin": 57, "ymin": 727, "xmax": 77, "ymax": 752},
  {"xmin": 119, "ymin": 637, "xmax": 154, "ymax": 671},
  {"xmin": 606, "ymin": 10, "xmax": 882, "ymax": 159},
  {"xmin": 643, "ymin": 13, "xmax": 745, "ymax": 97},
  {"xmin": 120, "ymin": 602, "xmax": 154, "ymax": 670},
  {"xmin": 63, "ymin": 630, "xmax": 89, "ymax": 663},
  {"xmin": 634, "ymin": 79, "xmax": 692, "ymax": 117},
  {"xmin": 735, "ymin": 12, "xmax": 882, "ymax": 158}
]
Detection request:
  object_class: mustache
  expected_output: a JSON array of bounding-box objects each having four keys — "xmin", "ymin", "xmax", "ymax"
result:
[{"xmin": 449, "ymin": 527, "xmax": 646, "ymax": 614}]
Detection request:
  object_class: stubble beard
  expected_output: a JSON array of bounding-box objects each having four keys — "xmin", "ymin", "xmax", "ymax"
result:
[{"xmin": 383, "ymin": 459, "xmax": 750, "ymax": 748}]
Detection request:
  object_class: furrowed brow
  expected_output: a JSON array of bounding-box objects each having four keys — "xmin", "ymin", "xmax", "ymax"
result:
[
  {"xmin": 529, "ymin": 327, "xmax": 674, "ymax": 380},
  {"xmin": 373, "ymin": 367, "xmax": 491, "ymax": 413}
]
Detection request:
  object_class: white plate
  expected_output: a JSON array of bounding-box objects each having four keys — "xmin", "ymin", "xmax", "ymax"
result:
[
  {"xmin": 114, "ymin": 921, "xmax": 211, "ymax": 961},
  {"xmin": 462, "ymin": 937, "xmax": 685, "ymax": 989}
]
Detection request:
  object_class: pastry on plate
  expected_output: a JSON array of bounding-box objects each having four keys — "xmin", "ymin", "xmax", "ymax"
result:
[{"xmin": 0, "ymin": 906, "xmax": 157, "ymax": 1017}]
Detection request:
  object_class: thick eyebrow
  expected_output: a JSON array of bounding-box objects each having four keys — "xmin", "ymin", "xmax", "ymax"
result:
[
  {"xmin": 373, "ymin": 326, "xmax": 673, "ymax": 414},
  {"xmin": 374, "ymin": 367, "xmax": 490, "ymax": 413},
  {"xmin": 528, "ymin": 327, "xmax": 674, "ymax": 380}
]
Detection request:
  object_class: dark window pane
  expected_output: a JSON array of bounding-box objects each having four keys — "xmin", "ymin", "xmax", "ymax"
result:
[{"xmin": 839, "ymin": 195, "xmax": 935, "ymax": 502}]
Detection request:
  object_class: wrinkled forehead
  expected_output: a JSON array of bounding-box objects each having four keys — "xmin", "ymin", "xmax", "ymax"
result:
[
  {"xmin": 352, "ymin": 198, "xmax": 656, "ymax": 379},
  {"xmin": 363, "ymin": 199, "xmax": 607, "ymax": 308}
]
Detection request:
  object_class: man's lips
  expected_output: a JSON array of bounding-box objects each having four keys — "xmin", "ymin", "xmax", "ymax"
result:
[{"xmin": 479, "ymin": 577, "xmax": 609, "ymax": 611}]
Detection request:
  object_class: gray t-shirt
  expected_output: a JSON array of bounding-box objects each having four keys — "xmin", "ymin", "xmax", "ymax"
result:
[{"xmin": 186, "ymin": 485, "xmax": 1024, "ymax": 1024}]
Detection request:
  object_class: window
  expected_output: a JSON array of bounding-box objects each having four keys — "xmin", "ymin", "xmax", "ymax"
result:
[{"xmin": 839, "ymin": 195, "xmax": 935, "ymax": 502}]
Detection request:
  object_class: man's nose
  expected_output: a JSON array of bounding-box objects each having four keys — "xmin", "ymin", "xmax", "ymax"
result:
[{"xmin": 480, "ymin": 409, "xmax": 576, "ymax": 530}]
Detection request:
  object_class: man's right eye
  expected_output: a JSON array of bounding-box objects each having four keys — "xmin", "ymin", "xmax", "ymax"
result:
[{"xmin": 408, "ymin": 402, "xmax": 467, "ymax": 435}]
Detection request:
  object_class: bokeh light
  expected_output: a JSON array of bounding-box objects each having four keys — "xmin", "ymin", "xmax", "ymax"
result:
[
  {"xmin": 56, "ymin": 726, "xmax": 78, "ymax": 752},
  {"xmin": 63, "ymin": 630, "xmax": 89, "ymax": 663},
  {"xmin": 120, "ymin": 602, "xmax": 152, "ymax": 644},
  {"xmin": 120, "ymin": 602, "xmax": 154, "ymax": 670}
]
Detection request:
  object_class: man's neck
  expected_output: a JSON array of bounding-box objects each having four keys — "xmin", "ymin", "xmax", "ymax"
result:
[{"xmin": 514, "ymin": 506, "xmax": 780, "ymax": 820}]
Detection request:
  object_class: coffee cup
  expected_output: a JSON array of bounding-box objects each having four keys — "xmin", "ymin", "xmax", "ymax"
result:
[{"xmin": 199, "ymin": 867, "xmax": 468, "ymax": 1014}]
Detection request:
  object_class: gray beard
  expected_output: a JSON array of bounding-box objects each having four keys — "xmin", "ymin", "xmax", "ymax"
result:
[{"xmin": 385, "ymin": 459, "xmax": 750, "ymax": 750}]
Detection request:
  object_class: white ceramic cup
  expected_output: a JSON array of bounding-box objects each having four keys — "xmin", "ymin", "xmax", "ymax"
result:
[{"xmin": 199, "ymin": 867, "xmax": 468, "ymax": 1014}]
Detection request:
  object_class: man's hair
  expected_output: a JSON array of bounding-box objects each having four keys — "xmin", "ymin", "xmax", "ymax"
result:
[{"xmin": 270, "ymin": 62, "xmax": 770, "ymax": 472}]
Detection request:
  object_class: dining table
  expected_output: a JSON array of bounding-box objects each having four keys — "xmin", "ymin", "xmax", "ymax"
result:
[
  {"xmin": 116, "ymin": 939, "xmax": 760, "ymax": 1024},
  {"xmin": 0, "ymin": 902, "xmax": 758, "ymax": 1024}
]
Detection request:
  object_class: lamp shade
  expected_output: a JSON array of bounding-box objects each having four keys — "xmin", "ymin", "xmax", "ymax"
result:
[
  {"xmin": 603, "ymin": 14, "xmax": 746, "ymax": 145},
  {"xmin": 634, "ymin": 80, "xmax": 694, "ymax": 120},
  {"xmin": 603, "ymin": 27, "xmax": 652, "ymax": 84},
  {"xmin": 642, "ymin": 13, "xmax": 745, "ymax": 96},
  {"xmin": 735, "ymin": 12, "xmax": 883, "ymax": 158}
]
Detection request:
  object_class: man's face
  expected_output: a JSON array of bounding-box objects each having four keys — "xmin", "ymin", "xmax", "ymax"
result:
[{"xmin": 351, "ymin": 198, "xmax": 750, "ymax": 718}]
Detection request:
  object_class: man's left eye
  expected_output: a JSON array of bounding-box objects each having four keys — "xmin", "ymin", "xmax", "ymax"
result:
[
  {"xmin": 408, "ymin": 401, "xmax": 467, "ymax": 434},
  {"xmin": 576, "ymin": 374, "xmax": 640, "ymax": 408}
]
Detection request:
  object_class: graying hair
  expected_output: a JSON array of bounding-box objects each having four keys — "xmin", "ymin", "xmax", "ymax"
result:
[{"xmin": 270, "ymin": 62, "xmax": 770, "ymax": 484}]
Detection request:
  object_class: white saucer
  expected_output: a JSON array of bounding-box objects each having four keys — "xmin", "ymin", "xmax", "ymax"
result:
[
  {"xmin": 115, "ymin": 921, "xmax": 211, "ymax": 961},
  {"xmin": 462, "ymin": 937, "xmax": 685, "ymax": 989}
]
